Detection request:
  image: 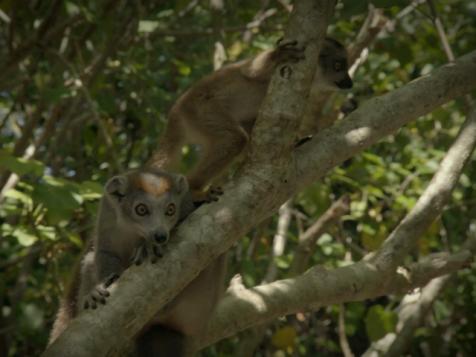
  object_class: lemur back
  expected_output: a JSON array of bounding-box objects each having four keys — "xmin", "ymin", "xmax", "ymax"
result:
[{"xmin": 149, "ymin": 37, "xmax": 353, "ymax": 194}]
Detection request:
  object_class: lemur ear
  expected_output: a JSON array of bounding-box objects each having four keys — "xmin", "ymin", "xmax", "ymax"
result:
[
  {"xmin": 105, "ymin": 175, "xmax": 128, "ymax": 201},
  {"xmin": 174, "ymin": 174, "xmax": 189, "ymax": 195}
]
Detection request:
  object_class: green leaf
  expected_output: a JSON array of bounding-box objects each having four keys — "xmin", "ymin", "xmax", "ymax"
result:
[
  {"xmin": 32, "ymin": 178, "xmax": 82, "ymax": 224},
  {"xmin": 21, "ymin": 303, "xmax": 44, "ymax": 330},
  {"xmin": 12, "ymin": 228, "xmax": 38, "ymax": 246},
  {"xmin": 37, "ymin": 225, "xmax": 57, "ymax": 241},
  {"xmin": 271, "ymin": 325, "xmax": 297, "ymax": 349},
  {"xmin": 365, "ymin": 305, "xmax": 397, "ymax": 342},
  {"xmin": 78, "ymin": 181, "xmax": 103, "ymax": 200},
  {"xmin": 3, "ymin": 189, "xmax": 33, "ymax": 207},
  {"xmin": 275, "ymin": 256, "xmax": 290, "ymax": 269},
  {"xmin": 43, "ymin": 86, "xmax": 70, "ymax": 103},
  {"xmin": 138, "ymin": 20, "xmax": 160, "ymax": 33},
  {"xmin": 0, "ymin": 150, "xmax": 45, "ymax": 176},
  {"xmin": 64, "ymin": 1, "xmax": 80, "ymax": 15},
  {"xmin": 340, "ymin": 0, "xmax": 369, "ymax": 18}
]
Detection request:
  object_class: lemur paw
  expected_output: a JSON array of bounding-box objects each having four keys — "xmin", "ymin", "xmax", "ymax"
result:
[
  {"xmin": 83, "ymin": 273, "xmax": 118, "ymax": 310},
  {"xmin": 193, "ymin": 186, "xmax": 223, "ymax": 206},
  {"xmin": 274, "ymin": 39, "xmax": 306, "ymax": 63},
  {"xmin": 132, "ymin": 241, "xmax": 165, "ymax": 266},
  {"xmin": 208, "ymin": 185, "xmax": 223, "ymax": 201}
]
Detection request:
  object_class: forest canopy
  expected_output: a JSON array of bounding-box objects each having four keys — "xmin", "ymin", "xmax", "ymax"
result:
[{"xmin": 1, "ymin": 0, "xmax": 476, "ymax": 356}]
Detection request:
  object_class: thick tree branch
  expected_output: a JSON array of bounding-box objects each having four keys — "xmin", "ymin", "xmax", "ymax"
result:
[
  {"xmin": 202, "ymin": 246, "xmax": 473, "ymax": 347},
  {"xmin": 250, "ymin": 0, "xmax": 336, "ymax": 164}
]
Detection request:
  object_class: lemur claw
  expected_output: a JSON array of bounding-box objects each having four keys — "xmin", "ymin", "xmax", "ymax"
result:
[
  {"xmin": 132, "ymin": 241, "xmax": 165, "ymax": 266},
  {"xmin": 193, "ymin": 186, "xmax": 223, "ymax": 206},
  {"xmin": 83, "ymin": 273, "xmax": 118, "ymax": 310},
  {"xmin": 274, "ymin": 39, "xmax": 306, "ymax": 63}
]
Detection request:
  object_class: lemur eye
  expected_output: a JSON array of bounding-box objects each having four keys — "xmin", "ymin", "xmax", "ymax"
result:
[
  {"xmin": 135, "ymin": 204, "xmax": 149, "ymax": 216},
  {"xmin": 165, "ymin": 203, "xmax": 176, "ymax": 216},
  {"xmin": 334, "ymin": 61, "xmax": 343, "ymax": 71}
]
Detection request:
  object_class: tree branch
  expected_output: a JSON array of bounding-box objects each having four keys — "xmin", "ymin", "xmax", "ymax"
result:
[
  {"xmin": 202, "ymin": 245, "xmax": 473, "ymax": 347},
  {"xmin": 347, "ymin": 6, "xmax": 388, "ymax": 65},
  {"xmin": 250, "ymin": 0, "xmax": 336, "ymax": 162}
]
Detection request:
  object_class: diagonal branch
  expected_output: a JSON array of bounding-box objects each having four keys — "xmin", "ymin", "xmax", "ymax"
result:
[{"xmin": 202, "ymin": 244, "xmax": 474, "ymax": 347}]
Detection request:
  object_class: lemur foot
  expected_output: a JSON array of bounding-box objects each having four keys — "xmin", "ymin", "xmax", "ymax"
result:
[
  {"xmin": 193, "ymin": 186, "xmax": 223, "ymax": 206},
  {"xmin": 83, "ymin": 273, "xmax": 119, "ymax": 309},
  {"xmin": 274, "ymin": 39, "xmax": 306, "ymax": 63}
]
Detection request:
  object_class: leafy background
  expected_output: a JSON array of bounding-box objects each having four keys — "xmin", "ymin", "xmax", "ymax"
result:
[{"xmin": 1, "ymin": 0, "xmax": 476, "ymax": 356}]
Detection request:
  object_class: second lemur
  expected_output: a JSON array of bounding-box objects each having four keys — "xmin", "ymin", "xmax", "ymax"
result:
[{"xmin": 149, "ymin": 37, "xmax": 353, "ymax": 194}]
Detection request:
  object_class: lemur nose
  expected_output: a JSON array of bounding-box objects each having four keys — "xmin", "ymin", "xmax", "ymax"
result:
[{"xmin": 154, "ymin": 233, "xmax": 168, "ymax": 244}]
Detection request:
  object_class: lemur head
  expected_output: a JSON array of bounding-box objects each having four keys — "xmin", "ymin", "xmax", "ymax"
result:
[
  {"xmin": 105, "ymin": 168, "xmax": 190, "ymax": 245},
  {"xmin": 313, "ymin": 37, "xmax": 353, "ymax": 92}
]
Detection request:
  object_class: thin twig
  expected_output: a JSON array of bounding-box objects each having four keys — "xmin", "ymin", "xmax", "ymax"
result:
[
  {"xmin": 263, "ymin": 200, "xmax": 293, "ymax": 283},
  {"xmin": 290, "ymin": 195, "xmax": 350, "ymax": 274},
  {"xmin": 426, "ymin": 0, "xmax": 454, "ymax": 61},
  {"xmin": 338, "ymin": 304, "xmax": 354, "ymax": 357}
]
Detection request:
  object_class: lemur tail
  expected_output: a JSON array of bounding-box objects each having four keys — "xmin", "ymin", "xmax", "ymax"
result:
[{"xmin": 147, "ymin": 115, "xmax": 183, "ymax": 170}]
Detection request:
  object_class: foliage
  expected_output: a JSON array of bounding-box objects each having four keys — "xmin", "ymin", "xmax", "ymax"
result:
[{"xmin": 0, "ymin": 0, "xmax": 475, "ymax": 356}]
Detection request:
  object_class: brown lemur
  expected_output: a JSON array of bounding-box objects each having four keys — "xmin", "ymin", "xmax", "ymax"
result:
[
  {"xmin": 148, "ymin": 37, "xmax": 352, "ymax": 193},
  {"xmin": 48, "ymin": 168, "xmax": 226, "ymax": 356}
]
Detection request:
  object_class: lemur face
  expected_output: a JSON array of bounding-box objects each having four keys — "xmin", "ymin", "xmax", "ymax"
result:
[
  {"xmin": 314, "ymin": 37, "xmax": 353, "ymax": 92},
  {"xmin": 105, "ymin": 169, "xmax": 189, "ymax": 245}
]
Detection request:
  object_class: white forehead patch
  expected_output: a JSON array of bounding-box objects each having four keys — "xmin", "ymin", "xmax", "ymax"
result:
[{"xmin": 139, "ymin": 173, "xmax": 171, "ymax": 197}]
